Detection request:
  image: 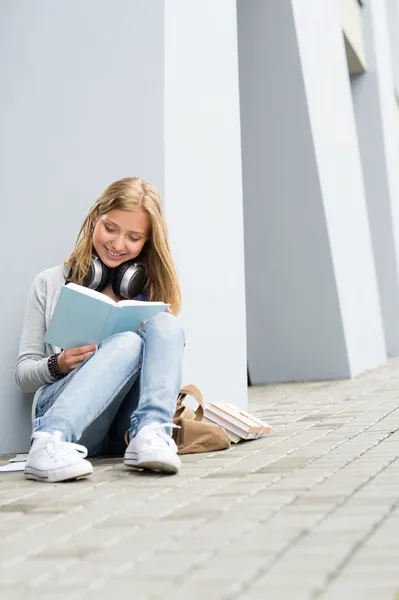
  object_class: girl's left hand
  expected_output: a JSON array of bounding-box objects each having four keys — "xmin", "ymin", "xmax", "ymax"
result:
[{"xmin": 138, "ymin": 307, "xmax": 173, "ymax": 334}]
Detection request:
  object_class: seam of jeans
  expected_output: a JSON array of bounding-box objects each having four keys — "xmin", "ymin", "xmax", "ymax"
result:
[
  {"xmin": 36, "ymin": 396, "xmax": 56, "ymax": 419},
  {"xmin": 139, "ymin": 319, "xmax": 152, "ymax": 338}
]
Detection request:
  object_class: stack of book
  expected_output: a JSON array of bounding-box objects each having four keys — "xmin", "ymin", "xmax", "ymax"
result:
[{"xmin": 203, "ymin": 403, "xmax": 272, "ymax": 443}]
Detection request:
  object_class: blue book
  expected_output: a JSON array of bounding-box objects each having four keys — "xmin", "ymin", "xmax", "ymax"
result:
[{"xmin": 44, "ymin": 283, "xmax": 169, "ymax": 349}]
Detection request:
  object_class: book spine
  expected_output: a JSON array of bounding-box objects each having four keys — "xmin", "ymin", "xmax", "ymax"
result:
[
  {"xmin": 206, "ymin": 405, "xmax": 261, "ymax": 434},
  {"xmin": 100, "ymin": 305, "xmax": 119, "ymax": 341},
  {"xmin": 202, "ymin": 417, "xmax": 242, "ymax": 443},
  {"xmin": 203, "ymin": 410, "xmax": 257, "ymax": 439}
]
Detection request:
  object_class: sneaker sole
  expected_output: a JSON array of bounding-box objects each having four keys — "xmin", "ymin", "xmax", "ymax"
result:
[
  {"xmin": 124, "ymin": 453, "xmax": 180, "ymax": 474},
  {"xmin": 24, "ymin": 462, "xmax": 93, "ymax": 483}
]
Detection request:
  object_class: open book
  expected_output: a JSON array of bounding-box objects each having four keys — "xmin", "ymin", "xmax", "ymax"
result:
[{"xmin": 44, "ymin": 283, "xmax": 169, "ymax": 349}]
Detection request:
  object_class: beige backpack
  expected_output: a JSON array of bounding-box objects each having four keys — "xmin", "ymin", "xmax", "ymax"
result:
[{"xmin": 172, "ymin": 385, "xmax": 231, "ymax": 455}]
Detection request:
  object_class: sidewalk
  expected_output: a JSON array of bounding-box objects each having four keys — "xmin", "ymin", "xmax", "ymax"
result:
[{"xmin": 1, "ymin": 359, "xmax": 399, "ymax": 600}]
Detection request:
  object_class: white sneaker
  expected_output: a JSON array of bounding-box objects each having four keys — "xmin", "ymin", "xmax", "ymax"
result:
[
  {"xmin": 124, "ymin": 423, "xmax": 181, "ymax": 474},
  {"xmin": 25, "ymin": 431, "xmax": 93, "ymax": 483}
]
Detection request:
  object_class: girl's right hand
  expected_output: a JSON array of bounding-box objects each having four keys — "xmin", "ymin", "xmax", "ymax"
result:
[{"xmin": 57, "ymin": 345, "xmax": 97, "ymax": 374}]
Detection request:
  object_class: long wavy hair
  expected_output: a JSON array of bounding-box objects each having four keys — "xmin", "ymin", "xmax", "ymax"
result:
[{"xmin": 65, "ymin": 177, "xmax": 181, "ymax": 314}]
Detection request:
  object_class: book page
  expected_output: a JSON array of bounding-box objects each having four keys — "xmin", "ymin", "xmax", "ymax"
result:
[
  {"xmin": 67, "ymin": 282, "xmax": 116, "ymax": 305},
  {"xmin": 209, "ymin": 402, "xmax": 266, "ymax": 428},
  {"xmin": 0, "ymin": 461, "xmax": 26, "ymax": 472},
  {"xmin": 117, "ymin": 299, "xmax": 168, "ymax": 307},
  {"xmin": 206, "ymin": 404, "xmax": 264, "ymax": 434}
]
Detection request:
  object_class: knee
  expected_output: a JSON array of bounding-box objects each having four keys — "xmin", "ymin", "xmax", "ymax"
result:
[
  {"xmin": 145, "ymin": 312, "xmax": 185, "ymax": 344},
  {"xmin": 105, "ymin": 331, "xmax": 143, "ymax": 356}
]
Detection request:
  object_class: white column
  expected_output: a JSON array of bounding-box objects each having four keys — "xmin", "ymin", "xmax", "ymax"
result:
[
  {"xmin": 164, "ymin": 0, "xmax": 248, "ymax": 407},
  {"xmin": 351, "ymin": 0, "xmax": 399, "ymax": 354},
  {"xmin": 238, "ymin": 0, "xmax": 386, "ymax": 383}
]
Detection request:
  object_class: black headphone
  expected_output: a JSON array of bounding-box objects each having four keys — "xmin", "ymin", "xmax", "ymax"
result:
[{"xmin": 82, "ymin": 254, "xmax": 147, "ymax": 300}]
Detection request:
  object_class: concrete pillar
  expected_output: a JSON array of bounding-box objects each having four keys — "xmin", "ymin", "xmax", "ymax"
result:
[
  {"xmin": 238, "ymin": 0, "xmax": 386, "ymax": 384},
  {"xmin": 351, "ymin": 0, "xmax": 399, "ymax": 355},
  {"xmin": 164, "ymin": 0, "xmax": 248, "ymax": 410}
]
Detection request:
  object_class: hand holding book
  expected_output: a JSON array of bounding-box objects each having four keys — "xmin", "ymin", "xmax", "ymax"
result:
[{"xmin": 58, "ymin": 344, "xmax": 97, "ymax": 374}]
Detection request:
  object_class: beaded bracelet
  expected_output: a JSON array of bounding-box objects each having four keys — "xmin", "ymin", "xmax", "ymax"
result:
[{"xmin": 47, "ymin": 353, "xmax": 67, "ymax": 379}]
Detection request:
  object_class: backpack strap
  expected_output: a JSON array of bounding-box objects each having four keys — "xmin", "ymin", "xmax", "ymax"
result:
[{"xmin": 176, "ymin": 384, "xmax": 204, "ymax": 421}]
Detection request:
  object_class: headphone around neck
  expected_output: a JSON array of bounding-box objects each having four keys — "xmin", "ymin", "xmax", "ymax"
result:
[{"xmin": 82, "ymin": 254, "xmax": 147, "ymax": 300}]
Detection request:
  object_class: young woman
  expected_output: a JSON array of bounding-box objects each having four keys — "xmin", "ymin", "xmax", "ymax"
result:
[{"xmin": 15, "ymin": 177, "xmax": 184, "ymax": 483}]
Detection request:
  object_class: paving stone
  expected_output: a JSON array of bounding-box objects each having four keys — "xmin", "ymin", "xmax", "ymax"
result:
[{"xmin": 2, "ymin": 358, "xmax": 399, "ymax": 600}]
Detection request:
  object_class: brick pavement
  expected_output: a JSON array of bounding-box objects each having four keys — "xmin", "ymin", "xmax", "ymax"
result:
[{"xmin": 1, "ymin": 359, "xmax": 399, "ymax": 600}]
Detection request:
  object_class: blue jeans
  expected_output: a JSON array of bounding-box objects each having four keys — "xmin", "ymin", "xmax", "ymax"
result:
[{"xmin": 34, "ymin": 313, "xmax": 185, "ymax": 457}]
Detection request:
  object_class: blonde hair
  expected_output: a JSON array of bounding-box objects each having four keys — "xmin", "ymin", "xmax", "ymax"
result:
[{"xmin": 65, "ymin": 177, "xmax": 181, "ymax": 314}]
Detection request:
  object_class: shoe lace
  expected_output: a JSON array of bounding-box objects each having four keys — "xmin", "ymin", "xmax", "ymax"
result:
[
  {"xmin": 147, "ymin": 423, "xmax": 180, "ymax": 448},
  {"xmin": 45, "ymin": 440, "xmax": 88, "ymax": 462},
  {"xmin": 34, "ymin": 432, "xmax": 88, "ymax": 461}
]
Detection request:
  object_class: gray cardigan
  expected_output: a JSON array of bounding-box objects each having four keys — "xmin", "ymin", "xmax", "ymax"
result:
[{"xmin": 15, "ymin": 265, "xmax": 66, "ymax": 416}]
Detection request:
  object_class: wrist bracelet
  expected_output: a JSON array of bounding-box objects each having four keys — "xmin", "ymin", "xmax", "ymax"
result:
[{"xmin": 47, "ymin": 353, "xmax": 67, "ymax": 379}]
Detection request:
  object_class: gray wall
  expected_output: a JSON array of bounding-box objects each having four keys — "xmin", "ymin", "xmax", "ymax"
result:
[
  {"xmin": 351, "ymin": 0, "xmax": 399, "ymax": 355},
  {"xmin": 0, "ymin": 1, "xmax": 164, "ymax": 452},
  {"xmin": 385, "ymin": 0, "xmax": 399, "ymax": 94},
  {"xmin": 237, "ymin": 0, "xmax": 347, "ymax": 382}
]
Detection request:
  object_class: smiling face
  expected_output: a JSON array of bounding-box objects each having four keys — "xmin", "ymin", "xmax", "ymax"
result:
[{"xmin": 92, "ymin": 208, "xmax": 150, "ymax": 268}]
